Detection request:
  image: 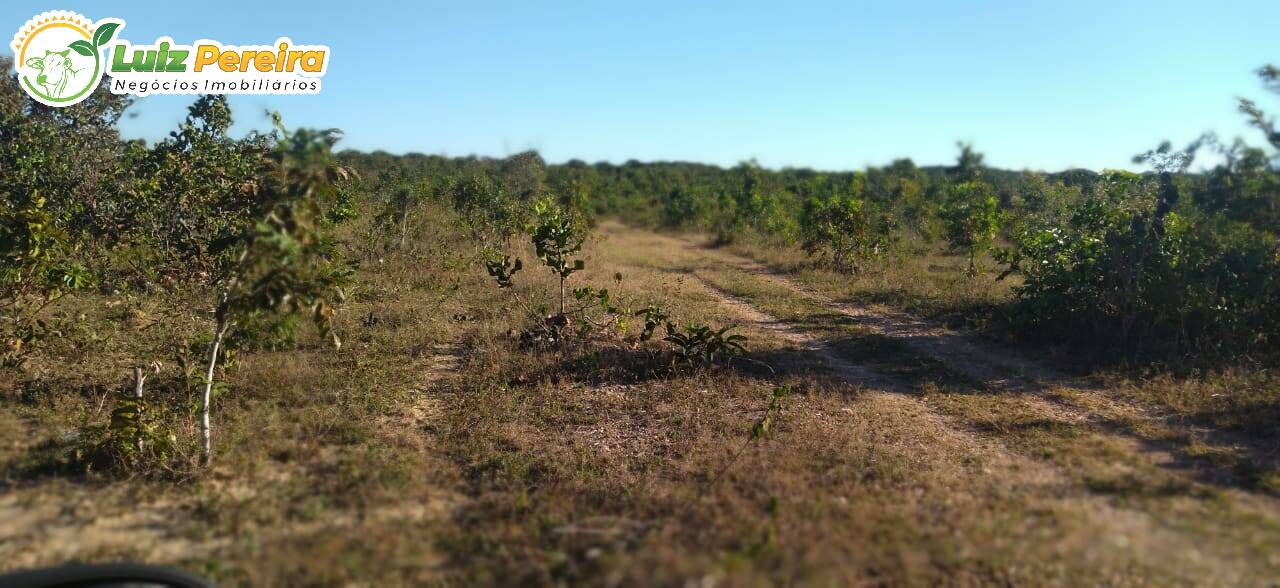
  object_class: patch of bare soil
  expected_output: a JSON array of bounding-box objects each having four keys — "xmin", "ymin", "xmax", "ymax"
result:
[
  {"xmin": 0, "ymin": 485, "xmax": 219, "ymax": 570},
  {"xmin": 569, "ymin": 384, "xmax": 682, "ymax": 458},
  {"xmin": 394, "ymin": 344, "xmax": 461, "ymax": 430}
]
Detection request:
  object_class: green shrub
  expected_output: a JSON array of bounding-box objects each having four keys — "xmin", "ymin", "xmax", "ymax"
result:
[
  {"xmin": 800, "ymin": 194, "xmax": 895, "ymax": 273},
  {"xmin": 940, "ymin": 180, "xmax": 1000, "ymax": 275},
  {"xmin": 997, "ymin": 171, "xmax": 1280, "ymax": 359},
  {"xmin": 483, "ymin": 251, "xmax": 522, "ymax": 288},
  {"xmin": 664, "ymin": 322, "xmax": 748, "ymax": 369},
  {"xmin": 72, "ymin": 392, "xmax": 178, "ymax": 475},
  {"xmin": 530, "ymin": 199, "xmax": 586, "ymax": 317}
]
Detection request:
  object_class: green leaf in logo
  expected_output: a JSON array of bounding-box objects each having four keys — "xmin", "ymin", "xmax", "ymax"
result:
[
  {"xmin": 68, "ymin": 40, "xmax": 95, "ymax": 57},
  {"xmin": 92, "ymin": 22, "xmax": 120, "ymax": 47}
]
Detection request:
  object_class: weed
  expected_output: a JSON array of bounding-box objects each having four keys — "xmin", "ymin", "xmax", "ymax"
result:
[{"xmin": 664, "ymin": 322, "xmax": 748, "ymax": 369}]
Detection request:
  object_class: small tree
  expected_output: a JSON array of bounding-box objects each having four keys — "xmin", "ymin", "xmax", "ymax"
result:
[
  {"xmin": 197, "ymin": 117, "xmax": 351, "ymax": 465},
  {"xmin": 940, "ymin": 181, "xmax": 1000, "ymax": 275},
  {"xmin": 950, "ymin": 141, "xmax": 986, "ymax": 183},
  {"xmin": 1, "ymin": 57, "xmax": 126, "ymax": 357},
  {"xmin": 370, "ymin": 168, "xmax": 432, "ymax": 249},
  {"xmin": 800, "ymin": 194, "xmax": 895, "ymax": 273},
  {"xmin": 0, "ymin": 192, "xmax": 92, "ymax": 362},
  {"xmin": 135, "ymin": 95, "xmax": 268, "ymax": 276},
  {"xmin": 530, "ymin": 199, "xmax": 585, "ymax": 317},
  {"xmin": 453, "ymin": 171, "xmax": 524, "ymax": 244},
  {"xmin": 387, "ymin": 178, "xmax": 429, "ymax": 248}
]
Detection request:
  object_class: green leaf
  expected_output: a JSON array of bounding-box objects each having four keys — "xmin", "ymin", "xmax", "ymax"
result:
[
  {"xmin": 92, "ymin": 22, "xmax": 121, "ymax": 47},
  {"xmin": 69, "ymin": 40, "xmax": 94, "ymax": 57}
]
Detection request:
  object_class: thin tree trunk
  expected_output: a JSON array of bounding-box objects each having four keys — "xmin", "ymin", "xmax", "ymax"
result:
[
  {"xmin": 133, "ymin": 366, "xmax": 147, "ymax": 451},
  {"xmin": 399, "ymin": 206, "xmax": 409, "ymax": 248},
  {"xmin": 201, "ymin": 246, "xmax": 249, "ymax": 467},
  {"xmin": 132, "ymin": 366, "xmax": 146, "ymax": 399},
  {"xmin": 200, "ymin": 315, "xmax": 230, "ymax": 466}
]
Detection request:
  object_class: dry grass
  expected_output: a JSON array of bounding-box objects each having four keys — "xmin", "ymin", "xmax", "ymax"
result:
[
  {"xmin": 2, "ymin": 214, "xmax": 1279, "ymax": 585},
  {"xmin": 712, "ymin": 225, "xmax": 1280, "ymax": 490},
  {"xmin": 725, "ymin": 234, "xmax": 1015, "ymax": 332}
]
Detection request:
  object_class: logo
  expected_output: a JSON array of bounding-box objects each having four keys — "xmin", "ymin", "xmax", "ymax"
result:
[
  {"xmin": 11, "ymin": 10, "xmax": 330, "ymax": 107},
  {"xmin": 11, "ymin": 11, "xmax": 121, "ymax": 107}
]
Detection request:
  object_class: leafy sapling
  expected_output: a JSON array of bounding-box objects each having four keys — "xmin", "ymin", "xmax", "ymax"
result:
[
  {"xmin": 0, "ymin": 193, "xmax": 95, "ymax": 364},
  {"xmin": 484, "ymin": 253, "xmax": 522, "ymax": 288},
  {"xmin": 570, "ymin": 285, "xmax": 618, "ymax": 336},
  {"xmin": 196, "ymin": 116, "xmax": 352, "ymax": 466},
  {"xmin": 664, "ymin": 322, "xmax": 748, "ymax": 369},
  {"xmin": 750, "ymin": 385, "xmax": 790, "ymax": 440},
  {"xmin": 634, "ymin": 304, "xmax": 669, "ymax": 342},
  {"xmin": 703, "ymin": 385, "xmax": 791, "ymax": 494},
  {"xmin": 800, "ymin": 192, "xmax": 896, "ymax": 273},
  {"xmin": 530, "ymin": 199, "xmax": 585, "ymax": 317},
  {"xmin": 940, "ymin": 181, "xmax": 1000, "ymax": 276}
]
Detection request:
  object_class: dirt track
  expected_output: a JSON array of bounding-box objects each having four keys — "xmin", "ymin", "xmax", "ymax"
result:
[{"xmin": 595, "ymin": 223, "xmax": 1280, "ymax": 583}]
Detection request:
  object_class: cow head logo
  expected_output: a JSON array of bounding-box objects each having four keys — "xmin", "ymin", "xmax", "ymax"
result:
[{"xmin": 10, "ymin": 11, "xmax": 123, "ymax": 107}]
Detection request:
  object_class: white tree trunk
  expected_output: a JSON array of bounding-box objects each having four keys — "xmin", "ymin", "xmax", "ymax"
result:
[
  {"xmin": 199, "ymin": 317, "xmax": 229, "ymax": 466},
  {"xmin": 132, "ymin": 366, "xmax": 147, "ymax": 451},
  {"xmin": 132, "ymin": 366, "xmax": 146, "ymax": 399}
]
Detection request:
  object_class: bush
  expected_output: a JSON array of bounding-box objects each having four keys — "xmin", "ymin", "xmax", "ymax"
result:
[
  {"xmin": 530, "ymin": 199, "xmax": 586, "ymax": 317},
  {"xmin": 998, "ymin": 171, "xmax": 1280, "ymax": 359},
  {"xmin": 800, "ymin": 194, "xmax": 895, "ymax": 272},
  {"xmin": 940, "ymin": 180, "xmax": 1000, "ymax": 275},
  {"xmin": 71, "ymin": 392, "xmax": 179, "ymax": 475},
  {"xmin": 664, "ymin": 322, "xmax": 748, "ymax": 369}
]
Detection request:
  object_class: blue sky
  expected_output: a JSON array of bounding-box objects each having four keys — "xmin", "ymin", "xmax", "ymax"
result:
[{"xmin": 4, "ymin": 0, "xmax": 1278, "ymax": 171}]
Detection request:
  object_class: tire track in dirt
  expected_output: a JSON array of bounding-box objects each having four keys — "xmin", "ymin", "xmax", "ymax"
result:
[
  {"xmin": 680, "ymin": 268, "xmax": 1062, "ymax": 482},
  {"xmin": 599, "ymin": 223, "xmax": 1274, "ymax": 581},
  {"xmin": 682, "ymin": 238, "xmax": 1280, "ymax": 485},
  {"xmin": 394, "ymin": 344, "xmax": 462, "ymax": 429},
  {"xmin": 673, "ymin": 263, "xmax": 1248, "ymax": 583},
  {"xmin": 689, "ymin": 242, "xmax": 1090, "ymax": 390},
  {"xmin": 677, "ymin": 239, "xmax": 1208, "ymax": 435},
  {"xmin": 683, "ymin": 268, "xmax": 1047, "ymax": 465},
  {"xmin": 657, "ymin": 228, "xmax": 1280, "ymax": 538},
  {"xmin": 687, "ymin": 274, "xmax": 892, "ymax": 388},
  {"xmin": 724, "ymin": 238, "xmax": 1183, "ymax": 426},
  {"xmin": 608, "ymin": 225, "xmax": 1261, "ymax": 479}
]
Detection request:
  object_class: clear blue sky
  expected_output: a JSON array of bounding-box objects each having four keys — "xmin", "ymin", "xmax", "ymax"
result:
[{"xmin": 5, "ymin": 0, "xmax": 1278, "ymax": 171}]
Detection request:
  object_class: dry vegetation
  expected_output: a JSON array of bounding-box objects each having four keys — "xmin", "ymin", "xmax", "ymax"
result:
[{"xmin": 4, "ymin": 204, "xmax": 1279, "ymax": 585}]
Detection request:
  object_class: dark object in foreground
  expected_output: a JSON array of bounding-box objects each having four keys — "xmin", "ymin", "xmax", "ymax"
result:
[{"xmin": 0, "ymin": 564, "xmax": 212, "ymax": 588}]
